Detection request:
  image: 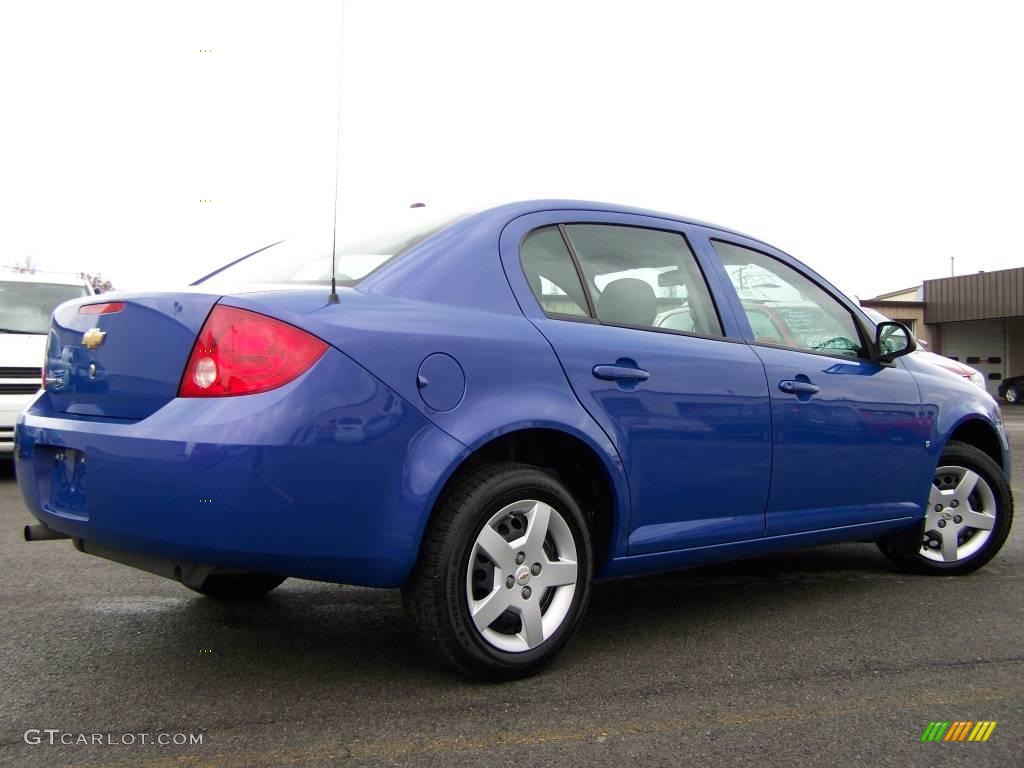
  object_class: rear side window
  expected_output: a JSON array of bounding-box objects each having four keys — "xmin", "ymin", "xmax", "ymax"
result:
[
  {"xmin": 519, "ymin": 227, "xmax": 590, "ymax": 317},
  {"xmin": 564, "ymin": 224, "xmax": 723, "ymax": 337}
]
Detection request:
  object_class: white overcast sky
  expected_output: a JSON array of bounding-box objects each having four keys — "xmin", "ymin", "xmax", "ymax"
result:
[{"xmin": 1, "ymin": 0, "xmax": 1021, "ymax": 298}]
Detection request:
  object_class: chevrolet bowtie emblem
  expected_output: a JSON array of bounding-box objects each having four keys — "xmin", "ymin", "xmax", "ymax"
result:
[{"xmin": 82, "ymin": 328, "xmax": 107, "ymax": 349}]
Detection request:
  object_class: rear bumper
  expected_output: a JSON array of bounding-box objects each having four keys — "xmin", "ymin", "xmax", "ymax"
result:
[{"xmin": 14, "ymin": 347, "xmax": 467, "ymax": 587}]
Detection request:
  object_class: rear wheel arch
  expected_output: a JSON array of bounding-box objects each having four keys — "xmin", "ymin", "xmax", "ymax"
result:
[{"xmin": 416, "ymin": 428, "xmax": 621, "ymax": 577}]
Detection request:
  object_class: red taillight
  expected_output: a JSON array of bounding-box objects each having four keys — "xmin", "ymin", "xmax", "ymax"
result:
[
  {"xmin": 79, "ymin": 302, "xmax": 125, "ymax": 315},
  {"xmin": 178, "ymin": 306, "xmax": 328, "ymax": 397}
]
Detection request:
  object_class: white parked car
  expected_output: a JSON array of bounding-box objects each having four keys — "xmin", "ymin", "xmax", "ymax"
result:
[{"xmin": 0, "ymin": 273, "xmax": 94, "ymax": 454}]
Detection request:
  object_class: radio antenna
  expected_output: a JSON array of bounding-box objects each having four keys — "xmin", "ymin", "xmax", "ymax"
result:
[{"xmin": 328, "ymin": 0, "xmax": 347, "ymax": 305}]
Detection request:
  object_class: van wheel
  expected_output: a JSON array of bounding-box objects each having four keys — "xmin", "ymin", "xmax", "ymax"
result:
[{"xmin": 403, "ymin": 462, "xmax": 593, "ymax": 681}]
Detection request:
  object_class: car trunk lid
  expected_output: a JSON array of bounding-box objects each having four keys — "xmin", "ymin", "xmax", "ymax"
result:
[{"xmin": 45, "ymin": 292, "xmax": 222, "ymax": 420}]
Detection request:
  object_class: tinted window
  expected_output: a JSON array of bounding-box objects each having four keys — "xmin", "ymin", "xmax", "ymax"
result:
[
  {"xmin": 520, "ymin": 227, "xmax": 590, "ymax": 317},
  {"xmin": 563, "ymin": 225, "xmax": 722, "ymax": 337},
  {"xmin": 0, "ymin": 281, "xmax": 89, "ymax": 334},
  {"xmin": 712, "ymin": 240, "xmax": 864, "ymax": 358}
]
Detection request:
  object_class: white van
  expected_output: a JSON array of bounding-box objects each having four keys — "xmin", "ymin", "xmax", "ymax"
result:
[{"xmin": 1, "ymin": 272, "xmax": 94, "ymax": 454}]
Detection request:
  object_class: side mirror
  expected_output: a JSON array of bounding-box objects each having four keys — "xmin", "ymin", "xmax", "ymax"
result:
[{"xmin": 875, "ymin": 321, "xmax": 916, "ymax": 363}]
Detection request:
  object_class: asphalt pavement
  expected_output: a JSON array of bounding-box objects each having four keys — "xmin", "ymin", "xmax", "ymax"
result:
[{"xmin": 1, "ymin": 411, "xmax": 1022, "ymax": 767}]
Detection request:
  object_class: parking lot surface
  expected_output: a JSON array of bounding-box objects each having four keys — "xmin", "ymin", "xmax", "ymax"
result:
[{"xmin": 1, "ymin": 410, "xmax": 1022, "ymax": 767}]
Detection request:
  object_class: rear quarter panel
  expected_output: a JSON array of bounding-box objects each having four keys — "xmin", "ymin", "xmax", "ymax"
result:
[{"xmin": 225, "ymin": 288, "xmax": 633, "ymax": 568}]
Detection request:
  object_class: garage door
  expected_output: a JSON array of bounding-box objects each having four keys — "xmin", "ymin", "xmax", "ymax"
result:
[{"xmin": 941, "ymin": 319, "xmax": 1006, "ymax": 397}]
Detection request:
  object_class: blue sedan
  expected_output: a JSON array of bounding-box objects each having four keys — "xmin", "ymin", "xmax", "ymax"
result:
[{"xmin": 15, "ymin": 201, "xmax": 1013, "ymax": 680}]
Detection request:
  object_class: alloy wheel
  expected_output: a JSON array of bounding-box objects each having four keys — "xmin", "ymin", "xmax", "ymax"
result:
[
  {"xmin": 466, "ymin": 499, "xmax": 579, "ymax": 653},
  {"xmin": 921, "ymin": 465, "xmax": 997, "ymax": 563}
]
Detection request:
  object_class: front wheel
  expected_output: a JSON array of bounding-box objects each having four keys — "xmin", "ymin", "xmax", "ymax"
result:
[
  {"xmin": 402, "ymin": 462, "xmax": 593, "ymax": 681},
  {"xmin": 1005, "ymin": 385, "xmax": 1020, "ymax": 405},
  {"xmin": 878, "ymin": 441, "xmax": 1013, "ymax": 575}
]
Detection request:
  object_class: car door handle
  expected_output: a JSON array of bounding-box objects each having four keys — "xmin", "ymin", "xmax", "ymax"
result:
[
  {"xmin": 593, "ymin": 364, "xmax": 650, "ymax": 382},
  {"xmin": 778, "ymin": 379, "xmax": 819, "ymax": 395}
]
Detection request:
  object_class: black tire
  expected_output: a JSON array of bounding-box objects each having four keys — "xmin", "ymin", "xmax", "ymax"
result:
[
  {"xmin": 1005, "ymin": 385, "xmax": 1020, "ymax": 405},
  {"xmin": 189, "ymin": 572, "xmax": 287, "ymax": 600},
  {"xmin": 878, "ymin": 441, "xmax": 1013, "ymax": 575},
  {"xmin": 402, "ymin": 462, "xmax": 593, "ymax": 681}
]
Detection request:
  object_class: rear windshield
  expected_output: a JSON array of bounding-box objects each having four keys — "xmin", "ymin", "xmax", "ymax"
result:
[
  {"xmin": 195, "ymin": 212, "xmax": 467, "ymax": 291},
  {"xmin": 0, "ymin": 281, "xmax": 89, "ymax": 334}
]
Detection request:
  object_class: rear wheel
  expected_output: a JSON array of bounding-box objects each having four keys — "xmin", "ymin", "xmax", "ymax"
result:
[
  {"xmin": 878, "ymin": 441, "xmax": 1012, "ymax": 575},
  {"xmin": 189, "ymin": 572, "xmax": 287, "ymax": 600},
  {"xmin": 1005, "ymin": 385, "xmax": 1020, "ymax": 404},
  {"xmin": 403, "ymin": 462, "xmax": 592, "ymax": 681}
]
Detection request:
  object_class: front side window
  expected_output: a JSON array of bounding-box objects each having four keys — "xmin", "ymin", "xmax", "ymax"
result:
[
  {"xmin": 712, "ymin": 240, "xmax": 864, "ymax": 358},
  {"xmin": 563, "ymin": 225, "xmax": 722, "ymax": 337},
  {"xmin": 745, "ymin": 307, "xmax": 788, "ymax": 344}
]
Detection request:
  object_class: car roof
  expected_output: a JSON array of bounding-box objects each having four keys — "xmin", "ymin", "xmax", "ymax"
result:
[
  {"xmin": 474, "ymin": 199, "xmax": 763, "ymax": 242},
  {"xmin": 357, "ymin": 199, "xmax": 813, "ymax": 314}
]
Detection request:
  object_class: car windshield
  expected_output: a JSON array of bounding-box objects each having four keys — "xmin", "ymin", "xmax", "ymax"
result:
[
  {"xmin": 861, "ymin": 307, "xmax": 889, "ymax": 326},
  {"xmin": 196, "ymin": 211, "xmax": 469, "ymax": 290},
  {"xmin": 0, "ymin": 280, "xmax": 89, "ymax": 334}
]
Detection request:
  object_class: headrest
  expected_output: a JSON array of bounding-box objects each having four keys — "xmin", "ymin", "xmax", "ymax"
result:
[{"xmin": 596, "ymin": 278, "xmax": 657, "ymax": 327}]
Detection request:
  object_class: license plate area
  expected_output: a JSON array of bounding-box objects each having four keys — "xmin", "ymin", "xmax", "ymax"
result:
[{"xmin": 46, "ymin": 447, "xmax": 89, "ymax": 520}]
